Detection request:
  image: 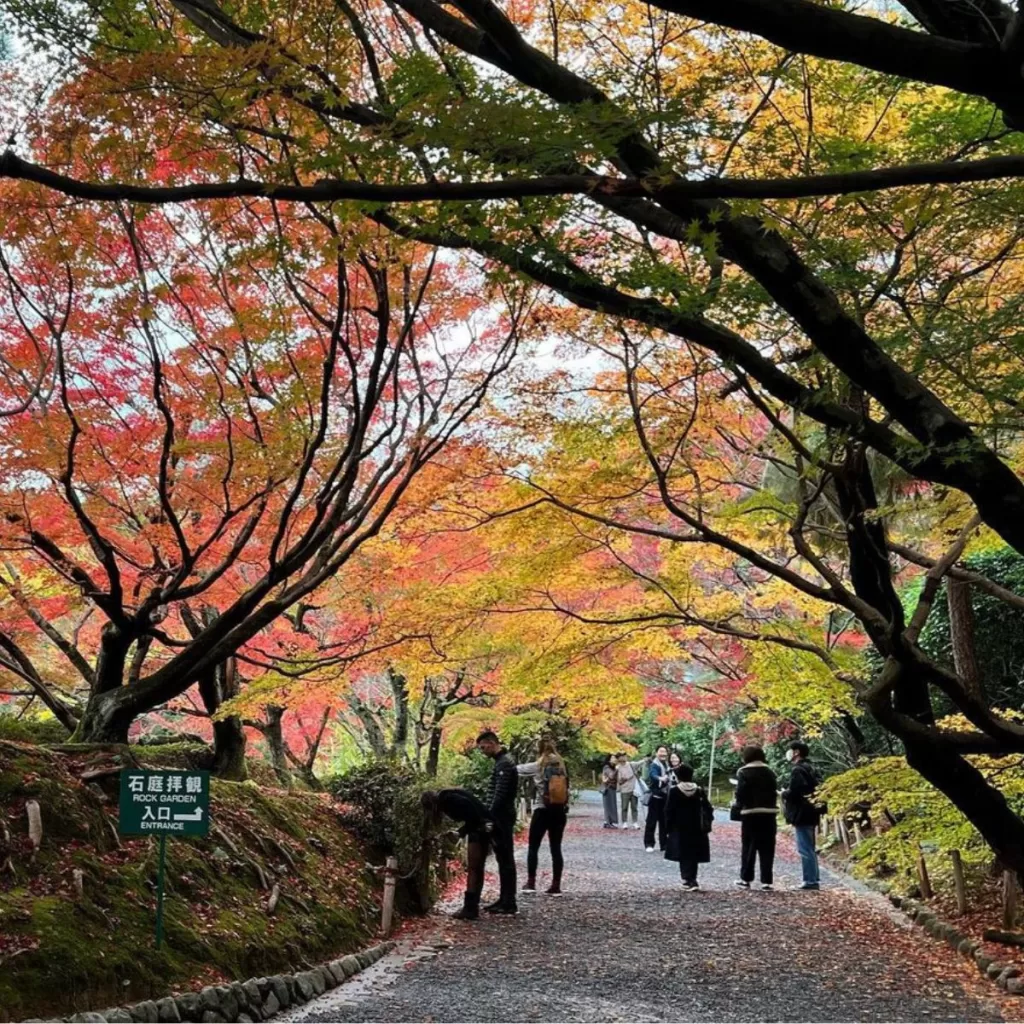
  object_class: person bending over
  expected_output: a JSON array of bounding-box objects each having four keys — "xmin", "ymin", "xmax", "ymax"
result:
[{"xmin": 421, "ymin": 788, "xmax": 494, "ymax": 920}]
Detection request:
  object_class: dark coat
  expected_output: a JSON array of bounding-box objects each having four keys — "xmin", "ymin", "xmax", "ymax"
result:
[
  {"xmin": 784, "ymin": 762, "xmax": 822, "ymax": 827},
  {"xmin": 735, "ymin": 761, "xmax": 778, "ymax": 816},
  {"xmin": 437, "ymin": 788, "xmax": 492, "ymax": 835},
  {"xmin": 486, "ymin": 749, "xmax": 518, "ymax": 825},
  {"xmin": 663, "ymin": 782, "xmax": 712, "ymax": 864}
]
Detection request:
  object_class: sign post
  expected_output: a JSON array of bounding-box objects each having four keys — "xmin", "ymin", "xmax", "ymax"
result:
[{"xmin": 119, "ymin": 769, "xmax": 210, "ymax": 949}]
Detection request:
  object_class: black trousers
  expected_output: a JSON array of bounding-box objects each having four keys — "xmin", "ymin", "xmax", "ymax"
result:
[
  {"xmin": 489, "ymin": 817, "xmax": 518, "ymax": 907},
  {"xmin": 740, "ymin": 815, "xmax": 777, "ymax": 884},
  {"xmin": 644, "ymin": 797, "xmax": 667, "ymax": 850},
  {"xmin": 527, "ymin": 806, "xmax": 567, "ymax": 884},
  {"xmin": 678, "ymin": 853, "xmax": 699, "ymax": 886}
]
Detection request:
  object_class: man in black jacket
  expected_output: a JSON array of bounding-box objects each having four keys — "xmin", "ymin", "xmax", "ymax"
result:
[
  {"xmin": 477, "ymin": 730, "xmax": 519, "ymax": 914},
  {"xmin": 784, "ymin": 741, "xmax": 822, "ymax": 890}
]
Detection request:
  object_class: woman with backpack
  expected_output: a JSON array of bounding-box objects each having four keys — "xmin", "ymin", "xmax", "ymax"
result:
[
  {"xmin": 517, "ymin": 738, "xmax": 570, "ymax": 895},
  {"xmin": 664, "ymin": 762, "xmax": 714, "ymax": 891}
]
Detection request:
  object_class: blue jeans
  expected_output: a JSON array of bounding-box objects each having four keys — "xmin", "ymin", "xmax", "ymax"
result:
[{"xmin": 794, "ymin": 825, "xmax": 820, "ymax": 885}]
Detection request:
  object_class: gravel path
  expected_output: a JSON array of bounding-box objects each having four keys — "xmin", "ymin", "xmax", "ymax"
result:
[{"xmin": 277, "ymin": 794, "xmax": 1017, "ymax": 1023}]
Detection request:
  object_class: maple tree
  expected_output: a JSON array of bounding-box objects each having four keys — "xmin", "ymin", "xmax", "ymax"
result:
[
  {"xmin": 4, "ymin": 0, "xmax": 1024, "ymax": 869},
  {"xmin": 0, "ymin": 188, "xmax": 523, "ymax": 758}
]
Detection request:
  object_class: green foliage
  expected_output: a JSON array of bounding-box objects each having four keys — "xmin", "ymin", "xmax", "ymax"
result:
[
  {"xmin": 627, "ymin": 712, "xmax": 742, "ymax": 781},
  {"xmin": 499, "ymin": 711, "xmax": 594, "ymax": 782},
  {"xmin": 0, "ymin": 713, "xmax": 69, "ymax": 745},
  {"xmin": 326, "ymin": 759, "xmax": 429, "ymax": 874},
  {"xmin": 449, "ymin": 749, "xmax": 492, "ymax": 800},
  {"xmin": 919, "ymin": 547, "xmax": 1024, "ymax": 710},
  {"xmin": 820, "ymin": 738, "xmax": 1024, "ymax": 892}
]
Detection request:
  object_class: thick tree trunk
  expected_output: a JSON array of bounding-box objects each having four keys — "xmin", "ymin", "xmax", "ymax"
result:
[
  {"xmin": 70, "ymin": 687, "xmax": 137, "ymax": 743},
  {"xmin": 210, "ymin": 715, "xmax": 247, "ymax": 779},
  {"xmin": 947, "ymin": 579, "xmax": 984, "ymax": 700},
  {"xmin": 297, "ymin": 763, "xmax": 324, "ymax": 791},
  {"xmin": 73, "ymin": 624, "xmax": 145, "ymax": 741},
  {"xmin": 904, "ymin": 736, "xmax": 1024, "ymax": 883},
  {"xmin": 347, "ymin": 695, "xmax": 388, "ymax": 758},
  {"xmin": 389, "ymin": 667, "xmax": 409, "ymax": 756},
  {"xmin": 93, "ymin": 623, "xmax": 134, "ymax": 695},
  {"xmin": 198, "ymin": 654, "xmax": 247, "ymax": 781}
]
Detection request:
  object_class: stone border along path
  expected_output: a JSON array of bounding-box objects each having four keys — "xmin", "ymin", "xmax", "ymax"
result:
[
  {"xmin": 274, "ymin": 793, "xmax": 1024, "ymax": 1024},
  {"xmin": 22, "ymin": 942, "xmax": 396, "ymax": 1023}
]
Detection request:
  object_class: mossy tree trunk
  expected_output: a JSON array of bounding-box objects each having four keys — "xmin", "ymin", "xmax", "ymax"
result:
[{"xmin": 198, "ymin": 654, "xmax": 247, "ymax": 781}]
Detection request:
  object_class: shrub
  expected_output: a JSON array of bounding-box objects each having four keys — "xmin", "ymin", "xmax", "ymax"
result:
[
  {"xmin": 0, "ymin": 714, "xmax": 70, "ymax": 745},
  {"xmin": 820, "ymin": 727, "xmax": 1024, "ymax": 893},
  {"xmin": 326, "ymin": 759, "xmax": 446, "ymax": 911},
  {"xmin": 327, "ymin": 759, "xmax": 425, "ymax": 860}
]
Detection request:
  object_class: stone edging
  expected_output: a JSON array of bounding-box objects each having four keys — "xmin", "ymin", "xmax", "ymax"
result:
[
  {"xmin": 885, "ymin": 893, "xmax": 1024, "ymax": 996},
  {"xmin": 24, "ymin": 941, "xmax": 397, "ymax": 1023}
]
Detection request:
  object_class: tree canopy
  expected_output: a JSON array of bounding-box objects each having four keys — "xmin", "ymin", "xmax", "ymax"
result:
[{"xmin": 4, "ymin": 0, "xmax": 1024, "ymax": 872}]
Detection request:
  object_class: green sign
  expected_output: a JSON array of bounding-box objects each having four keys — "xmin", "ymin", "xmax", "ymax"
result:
[
  {"xmin": 119, "ymin": 769, "xmax": 211, "ymax": 949},
  {"xmin": 119, "ymin": 769, "xmax": 210, "ymax": 837}
]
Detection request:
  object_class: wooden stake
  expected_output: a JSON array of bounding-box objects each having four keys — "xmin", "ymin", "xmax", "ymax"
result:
[
  {"xmin": 852, "ymin": 822, "xmax": 863, "ymax": 846},
  {"xmin": 838, "ymin": 818, "xmax": 851, "ymax": 854},
  {"xmin": 949, "ymin": 850, "xmax": 967, "ymax": 916},
  {"xmin": 381, "ymin": 855, "xmax": 398, "ymax": 937},
  {"xmin": 266, "ymin": 882, "xmax": 281, "ymax": 916},
  {"xmin": 25, "ymin": 800, "xmax": 41, "ymax": 861},
  {"xmin": 1003, "ymin": 870, "xmax": 1018, "ymax": 930},
  {"xmin": 916, "ymin": 845, "xmax": 932, "ymax": 900}
]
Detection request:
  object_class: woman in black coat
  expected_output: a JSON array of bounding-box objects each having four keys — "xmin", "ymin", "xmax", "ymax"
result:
[
  {"xmin": 663, "ymin": 762, "xmax": 713, "ymax": 891},
  {"xmin": 421, "ymin": 788, "xmax": 494, "ymax": 920}
]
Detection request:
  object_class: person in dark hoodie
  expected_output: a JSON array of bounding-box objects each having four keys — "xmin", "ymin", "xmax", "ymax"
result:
[
  {"xmin": 663, "ymin": 761, "xmax": 714, "ymax": 891},
  {"xmin": 733, "ymin": 745, "xmax": 778, "ymax": 891},
  {"xmin": 477, "ymin": 730, "xmax": 519, "ymax": 914},
  {"xmin": 421, "ymin": 788, "xmax": 493, "ymax": 920}
]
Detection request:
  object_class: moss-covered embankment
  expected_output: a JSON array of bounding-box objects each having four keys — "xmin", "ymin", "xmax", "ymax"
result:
[{"xmin": 0, "ymin": 741, "xmax": 382, "ymax": 1022}]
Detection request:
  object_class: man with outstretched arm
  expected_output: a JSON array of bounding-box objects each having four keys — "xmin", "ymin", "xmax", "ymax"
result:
[{"xmin": 477, "ymin": 729, "xmax": 519, "ymax": 914}]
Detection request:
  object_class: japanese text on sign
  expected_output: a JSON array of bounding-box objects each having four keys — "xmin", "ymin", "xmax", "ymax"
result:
[{"xmin": 119, "ymin": 769, "xmax": 210, "ymax": 836}]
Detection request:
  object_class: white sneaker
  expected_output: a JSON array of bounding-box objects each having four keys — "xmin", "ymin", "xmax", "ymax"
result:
[
  {"xmin": 761, "ymin": 883, "xmax": 774, "ymax": 892},
  {"xmin": 645, "ymin": 847, "xmax": 655, "ymax": 853},
  {"xmin": 633, "ymin": 823, "xmax": 641, "ymax": 830}
]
